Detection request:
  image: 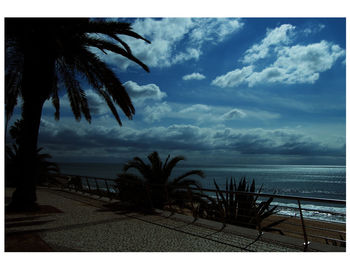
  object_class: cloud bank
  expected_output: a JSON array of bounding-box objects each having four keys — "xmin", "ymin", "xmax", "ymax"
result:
[{"xmin": 38, "ymin": 116, "xmax": 345, "ymax": 164}]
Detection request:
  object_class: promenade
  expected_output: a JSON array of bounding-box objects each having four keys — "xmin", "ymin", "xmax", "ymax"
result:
[{"xmin": 5, "ymin": 187, "xmax": 344, "ymax": 252}]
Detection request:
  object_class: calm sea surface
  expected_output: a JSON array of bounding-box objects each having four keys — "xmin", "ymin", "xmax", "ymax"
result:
[{"xmin": 58, "ymin": 163, "xmax": 346, "ymax": 223}]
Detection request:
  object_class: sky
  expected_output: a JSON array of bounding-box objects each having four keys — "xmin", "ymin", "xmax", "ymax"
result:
[{"xmin": 7, "ymin": 18, "xmax": 346, "ymax": 165}]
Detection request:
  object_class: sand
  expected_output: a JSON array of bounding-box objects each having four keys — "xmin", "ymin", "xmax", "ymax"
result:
[{"xmin": 262, "ymin": 215, "xmax": 346, "ymax": 246}]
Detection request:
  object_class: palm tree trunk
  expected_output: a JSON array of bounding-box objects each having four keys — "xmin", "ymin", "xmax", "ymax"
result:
[
  {"xmin": 10, "ymin": 98, "xmax": 45, "ymax": 209},
  {"xmin": 8, "ymin": 42, "xmax": 54, "ymax": 210}
]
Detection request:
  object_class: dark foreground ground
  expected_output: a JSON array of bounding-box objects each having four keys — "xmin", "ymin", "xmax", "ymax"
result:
[{"xmin": 4, "ymin": 187, "xmax": 345, "ymax": 252}]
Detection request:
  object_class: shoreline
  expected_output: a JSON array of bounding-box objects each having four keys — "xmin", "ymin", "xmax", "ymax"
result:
[
  {"xmin": 262, "ymin": 214, "xmax": 346, "ymax": 246},
  {"xmin": 171, "ymin": 206, "xmax": 346, "ymax": 246}
]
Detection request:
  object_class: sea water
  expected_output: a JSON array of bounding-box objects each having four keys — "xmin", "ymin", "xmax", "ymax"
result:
[{"xmin": 58, "ymin": 163, "xmax": 346, "ymax": 223}]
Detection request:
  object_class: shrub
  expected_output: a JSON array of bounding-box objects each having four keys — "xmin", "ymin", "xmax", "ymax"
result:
[{"xmin": 198, "ymin": 177, "xmax": 286, "ymax": 233}]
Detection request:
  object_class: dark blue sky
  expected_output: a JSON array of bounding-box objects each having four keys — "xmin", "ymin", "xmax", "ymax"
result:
[{"xmin": 8, "ymin": 18, "xmax": 346, "ymax": 165}]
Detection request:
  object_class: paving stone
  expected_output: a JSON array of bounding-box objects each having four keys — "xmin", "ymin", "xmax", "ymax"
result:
[{"xmin": 6, "ymin": 187, "xmax": 341, "ymax": 252}]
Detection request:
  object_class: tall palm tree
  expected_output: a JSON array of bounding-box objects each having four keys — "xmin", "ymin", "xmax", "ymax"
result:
[
  {"xmin": 6, "ymin": 119, "xmax": 60, "ymax": 188},
  {"xmin": 5, "ymin": 18, "xmax": 150, "ymax": 210},
  {"xmin": 116, "ymin": 152, "xmax": 204, "ymax": 210},
  {"xmin": 6, "ymin": 145, "xmax": 60, "ymax": 187}
]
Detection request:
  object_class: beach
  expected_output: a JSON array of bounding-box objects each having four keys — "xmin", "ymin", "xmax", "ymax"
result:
[{"xmin": 262, "ymin": 214, "xmax": 346, "ymax": 246}]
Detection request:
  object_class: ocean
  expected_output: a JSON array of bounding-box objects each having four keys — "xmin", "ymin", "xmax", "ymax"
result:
[{"xmin": 58, "ymin": 163, "xmax": 346, "ymax": 223}]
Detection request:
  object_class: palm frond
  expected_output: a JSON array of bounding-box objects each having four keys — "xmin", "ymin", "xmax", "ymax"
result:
[
  {"xmin": 51, "ymin": 73, "xmax": 60, "ymax": 120},
  {"xmin": 57, "ymin": 60, "xmax": 92, "ymax": 122},
  {"xmin": 97, "ymin": 89, "xmax": 122, "ymax": 125},
  {"xmin": 172, "ymin": 170, "xmax": 204, "ymax": 185},
  {"xmin": 75, "ymin": 48, "xmax": 135, "ymax": 121},
  {"xmin": 86, "ymin": 20, "xmax": 151, "ymax": 44},
  {"xmin": 163, "ymin": 155, "xmax": 185, "ymax": 179},
  {"xmin": 5, "ymin": 71, "xmax": 21, "ymax": 123},
  {"xmin": 115, "ymin": 152, "xmax": 203, "ymax": 211},
  {"xmin": 84, "ymin": 37, "xmax": 149, "ymax": 72}
]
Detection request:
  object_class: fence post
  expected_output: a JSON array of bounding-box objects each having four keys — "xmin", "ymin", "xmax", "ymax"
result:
[
  {"xmin": 86, "ymin": 177, "xmax": 92, "ymax": 193},
  {"xmin": 297, "ymin": 199, "xmax": 310, "ymax": 251},
  {"xmin": 104, "ymin": 179, "xmax": 112, "ymax": 199},
  {"xmin": 94, "ymin": 178, "xmax": 100, "ymax": 196}
]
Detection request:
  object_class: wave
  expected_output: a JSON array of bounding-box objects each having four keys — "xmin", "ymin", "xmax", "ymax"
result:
[
  {"xmin": 265, "ymin": 188, "xmax": 345, "ymax": 196},
  {"xmin": 271, "ymin": 202, "xmax": 346, "ymax": 223}
]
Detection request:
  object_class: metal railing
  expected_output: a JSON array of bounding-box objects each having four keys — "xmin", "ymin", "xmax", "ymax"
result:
[
  {"xmin": 52, "ymin": 174, "xmax": 117, "ymax": 199},
  {"xmin": 192, "ymin": 187, "xmax": 346, "ymax": 250},
  {"xmin": 50, "ymin": 173, "xmax": 346, "ymax": 250}
]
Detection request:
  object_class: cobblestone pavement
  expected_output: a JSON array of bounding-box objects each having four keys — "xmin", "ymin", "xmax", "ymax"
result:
[{"xmin": 5, "ymin": 187, "xmax": 343, "ymax": 252}]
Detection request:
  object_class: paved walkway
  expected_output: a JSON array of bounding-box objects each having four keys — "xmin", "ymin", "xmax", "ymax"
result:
[{"xmin": 5, "ymin": 187, "xmax": 344, "ymax": 252}]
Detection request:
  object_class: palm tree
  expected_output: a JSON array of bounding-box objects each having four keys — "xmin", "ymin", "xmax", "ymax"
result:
[
  {"xmin": 5, "ymin": 18, "xmax": 150, "ymax": 210},
  {"xmin": 6, "ymin": 119, "xmax": 60, "ymax": 188},
  {"xmin": 116, "ymin": 152, "xmax": 204, "ymax": 211},
  {"xmin": 6, "ymin": 145, "xmax": 60, "ymax": 187}
]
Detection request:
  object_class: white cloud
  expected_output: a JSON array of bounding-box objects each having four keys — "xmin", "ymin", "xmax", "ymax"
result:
[
  {"xmin": 221, "ymin": 109, "xmax": 247, "ymax": 120},
  {"xmin": 179, "ymin": 104, "xmax": 210, "ymax": 114},
  {"xmin": 211, "ymin": 66, "xmax": 254, "ymax": 88},
  {"xmin": 173, "ymin": 48, "xmax": 202, "ymax": 64},
  {"xmin": 213, "ymin": 30, "xmax": 345, "ymax": 88},
  {"xmin": 247, "ymin": 40, "xmax": 345, "ymax": 86},
  {"xmin": 246, "ymin": 67, "xmax": 286, "ymax": 87},
  {"xmin": 182, "ymin": 72, "xmax": 206, "ymax": 81},
  {"xmin": 85, "ymin": 90, "xmax": 111, "ymax": 115},
  {"xmin": 43, "ymin": 89, "xmax": 113, "ymax": 117},
  {"xmin": 303, "ymin": 23, "xmax": 326, "ymax": 36},
  {"xmin": 190, "ymin": 18, "xmax": 244, "ymax": 45},
  {"xmin": 99, "ymin": 18, "xmax": 244, "ymax": 70},
  {"xmin": 123, "ymin": 81, "xmax": 167, "ymax": 101},
  {"xmin": 143, "ymin": 102, "xmax": 172, "ymax": 123},
  {"xmin": 242, "ymin": 24, "xmax": 296, "ymax": 64},
  {"xmin": 157, "ymin": 103, "xmax": 277, "ymax": 124}
]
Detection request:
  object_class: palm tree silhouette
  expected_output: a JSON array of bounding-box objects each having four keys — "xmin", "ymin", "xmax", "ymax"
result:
[
  {"xmin": 116, "ymin": 151, "xmax": 204, "ymax": 210},
  {"xmin": 6, "ymin": 145, "xmax": 60, "ymax": 187},
  {"xmin": 5, "ymin": 18, "xmax": 150, "ymax": 210},
  {"xmin": 6, "ymin": 119, "xmax": 60, "ymax": 188}
]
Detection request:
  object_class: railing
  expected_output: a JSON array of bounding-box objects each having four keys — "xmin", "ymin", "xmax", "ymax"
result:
[
  {"xmin": 50, "ymin": 173, "xmax": 346, "ymax": 250},
  {"xmin": 51, "ymin": 174, "xmax": 117, "ymax": 199},
  {"xmin": 192, "ymin": 187, "xmax": 346, "ymax": 250}
]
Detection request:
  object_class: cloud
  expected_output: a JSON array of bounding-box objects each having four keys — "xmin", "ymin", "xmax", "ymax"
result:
[
  {"xmin": 123, "ymin": 81, "xmax": 167, "ymax": 101},
  {"xmin": 173, "ymin": 48, "xmax": 202, "ymax": 64},
  {"xmin": 212, "ymin": 128, "xmax": 345, "ymax": 156},
  {"xmin": 85, "ymin": 90, "xmax": 111, "ymax": 115},
  {"xmin": 247, "ymin": 40, "xmax": 345, "ymax": 86},
  {"xmin": 242, "ymin": 24, "xmax": 296, "ymax": 64},
  {"xmin": 303, "ymin": 23, "xmax": 326, "ymax": 36},
  {"xmin": 146, "ymin": 103, "xmax": 279, "ymax": 124},
  {"xmin": 143, "ymin": 102, "xmax": 172, "ymax": 123},
  {"xmin": 43, "ymin": 89, "xmax": 116, "ymax": 117},
  {"xmin": 98, "ymin": 18, "xmax": 244, "ymax": 70},
  {"xmin": 190, "ymin": 18, "xmax": 244, "ymax": 45},
  {"xmin": 213, "ymin": 29, "xmax": 345, "ymax": 88},
  {"xmin": 221, "ymin": 109, "xmax": 247, "ymax": 120},
  {"xmin": 38, "ymin": 118, "xmax": 345, "ymax": 163},
  {"xmin": 182, "ymin": 72, "xmax": 206, "ymax": 81},
  {"xmin": 211, "ymin": 66, "xmax": 254, "ymax": 88},
  {"xmin": 179, "ymin": 104, "xmax": 210, "ymax": 114}
]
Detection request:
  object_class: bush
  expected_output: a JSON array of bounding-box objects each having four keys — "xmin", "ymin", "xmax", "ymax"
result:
[{"xmin": 198, "ymin": 177, "xmax": 286, "ymax": 233}]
